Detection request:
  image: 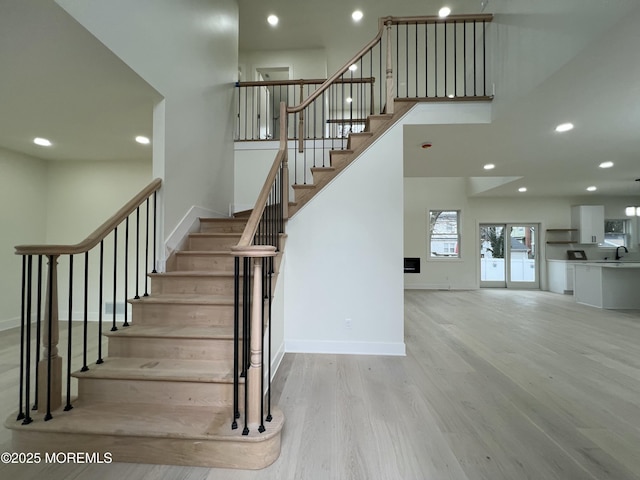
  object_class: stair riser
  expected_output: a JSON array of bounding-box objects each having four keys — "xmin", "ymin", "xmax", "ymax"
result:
[
  {"xmin": 108, "ymin": 337, "xmax": 234, "ymax": 361},
  {"xmin": 291, "ymin": 187, "xmax": 316, "ymax": 204},
  {"xmin": 131, "ymin": 303, "xmax": 235, "ymax": 327},
  {"xmin": 11, "ymin": 430, "xmax": 281, "ymax": 469},
  {"xmin": 151, "ymin": 276, "xmax": 236, "ymax": 295},
  {"xmin": 366, "ymin": 116, "xmax": 392, "ymax": 131},
  {"xmin": 175, "ymin": 254, "xmax": 236, "ymax": 272},
  {"xmin": 199, "ymin": 220, "xmax": 247, "ymax": 234},
  {"xmin": 347, "ymin": 134, "xmax": 372, "ymax": 150},
  {"xmin": 188, "ymin": 235, "xmax": 241, "ymax": 250},
  {"xmin": 77, "ymin": 378, "xmax": 241, "ymax": 407},
  {"xmin": 311, "ymin": 171, "xmax": 335, "ymax": 185},
  {"xmin": 329, "ymin": 153, "xmax": 352, "ymax": 169}
]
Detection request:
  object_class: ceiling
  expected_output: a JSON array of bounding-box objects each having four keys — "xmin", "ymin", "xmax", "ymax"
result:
[{"xmin": 2, "ymin": 0, "xmax": 640, "ymax": 197}]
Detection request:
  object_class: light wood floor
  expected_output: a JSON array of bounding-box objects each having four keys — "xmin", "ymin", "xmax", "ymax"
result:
[{"xmin": 2, "ymin": 289, "xmax": 640, "ymax": 479}]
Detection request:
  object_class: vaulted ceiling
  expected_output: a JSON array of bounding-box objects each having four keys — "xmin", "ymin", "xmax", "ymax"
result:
[{"xmin": 1, "ymin": 0, "xmax": 639, "ymax": 197}]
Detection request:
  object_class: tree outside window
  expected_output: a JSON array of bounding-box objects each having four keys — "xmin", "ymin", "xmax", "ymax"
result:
[{"xmin": 429, "ymin": 210, "xmax": 460, "ymax": 258}]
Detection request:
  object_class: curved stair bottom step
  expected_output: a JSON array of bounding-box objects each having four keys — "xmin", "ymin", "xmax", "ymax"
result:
[{"xmin": 5, "ymin": 402, "xmax": 284, "ymax": 470}]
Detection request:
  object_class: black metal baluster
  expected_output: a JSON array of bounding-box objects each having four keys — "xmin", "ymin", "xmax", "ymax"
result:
[
  {"xmin": 17, "ymin": 256, "xmax": 26, "ymax": 421},
  {"xmin": 44, "ymin": 255, "xmax": 54, "ymax": 421},
  {"xmin": 483, "ymin": 20, "xmax": 487, "ymax": 96},
  {"xmin": 474, "ymin": 21, "xmax": 477, "ymax": 96},
  {"xmin": 65, "ymin": 255, "xmax": 74, "ymax": 411},
  {"xmin": 405, "ymin": 23, "xmax": 408, "ymax": 98},
  {"xmin": 266, "ymin": 255, "xmax": 273, "ymax": 422},
  {"xmin": 81, "ymin": 251, "xmax": 89, "ymax": 372},
  {"xmin": 322, "ymin": 89, "xmax": 326, "ymax": 166},
  {"xmin": 153, "ymin": 192, "xmax": 157, "ymax": 273},
  {"xmin": 462, "ymin": 22, "xmax": 467, "ymax": 97},
  {"xmin": 435, "ymin": 22, "xmax": 438, "ymax": 96},
  {"xmin": 97, "ymin": 241, "xmax": 104, "ymax": 364},
  {"xmin": 123, "ymin": 217, "xmax": 130, "ymax": 327},
  {"xmin": 112, "ymin": 227, "xmax": 118, "ymax": 332},
  {"xmin": 22, "ymin": 255, "xmax": 33, "ymax": 424},
  {"xmin": 33, "ymin": 255, "xmax": 43, "ymax": 411},
  {"xmin": 444, "ymin": 21, "xmax": 448, "ymax": 97},
  {"xmin": 144, "ymin": 198, "xmax": 150, "ymax": 296},
  {"xmin": 425, "ymin": 22, "xmax": 429, "ymax": 97},
  {"xmin": 454, "ymin": 21, "xmax": 457, "ymax": 97},
  {"xmin": 259, "ymin": 256, "xmax": 266, "ymax": 433},
  {"xmin": 242, "ymin": 256, "xmax": 250, "ymax": 436},
  {"xmin": 232, "ymin": 256, "xmax": 240, "ymax": 429},
  {"xmin": 414, "ymin": 23, "xmax": 418, "ymax": 98},
  {"xmin": 135, "ymin": 207, "xmax": 140, "ymax": 299}
]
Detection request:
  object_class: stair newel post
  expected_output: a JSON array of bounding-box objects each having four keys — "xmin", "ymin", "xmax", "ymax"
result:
[
  {"xmin": 298, "ymin": 81, "xmax": 304, "ymax": 154},
  {"xmin": 280, "ymin": 101, "xmax": 289, "ymax": 221},
  {"xmin": 385, "ymin": 18, "xmax": 395, "ymax": 114},
  {"xmin": 232, "ymin": 245, "xmax": 276, "ymax": 434},
  {"xmin": 39, "ymin": 254, "xmax": 62, "ymax": 418}
]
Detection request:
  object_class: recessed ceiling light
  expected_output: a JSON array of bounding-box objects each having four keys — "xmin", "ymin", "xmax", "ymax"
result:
[
  {"xmin": 349, "ymin": 64, "xmax": 358, "ymax": 72},
  {"xmin": 438, "ymin": 6, "xmax": 451, "ymax": 18},
  {"xmin": 447, "ymin": 94, "xmax": 455, "ymax": 98},
  {"xmin": 587, "ymin": 186, "xmax": 597, "ymax": 192},
  {"xmin": 483, "ymin": 164, "xmax": 495, "ymax": 170},
  {"xmin": 135, "ymin": 136, "xmax": 150, "ymax": 145},
  {"xmin": 33, "ymin": 137, "xmax": 52, "ymax": 147},
  {"xmin": 352, "ymin": 10, "xmax": 363, "ymax": 22},
  {"xmin": 267, "ymin": 14, "xmax": 279, "ymax": 26},
  {"xmin": 599, "ymin": 161, "xmax": 614, "ymax": 168},
  {"xmin": 555, "ymin": 122, "xmax": 574, "ymax": 133},
  {"xmin": 518, "ymin": 187, "xmax": 527, "ymax": 193},
  {"xmin": 346, "ymin": 97, "xmax": 353, "ymax": 103}
]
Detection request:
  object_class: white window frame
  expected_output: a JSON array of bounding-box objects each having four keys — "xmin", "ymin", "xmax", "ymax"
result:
[{"xmin": 428, "ymin": 210, "xmax": 461, "ymax": 260}]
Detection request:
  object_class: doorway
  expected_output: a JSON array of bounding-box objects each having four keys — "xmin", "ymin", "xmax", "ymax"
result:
[{"xmin": 479, "ymin": 224, "xmax": 539, "ymax": 289}]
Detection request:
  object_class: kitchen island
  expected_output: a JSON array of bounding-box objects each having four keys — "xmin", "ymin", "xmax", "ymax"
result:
[{"xmin": 574, "ymin": 262, "xmax": 640, "ymax": 309}]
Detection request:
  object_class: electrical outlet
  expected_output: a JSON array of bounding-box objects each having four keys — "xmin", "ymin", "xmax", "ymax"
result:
[{"xmin": 345, "ymin": 318, "xmax": 352, "ymax": 329}]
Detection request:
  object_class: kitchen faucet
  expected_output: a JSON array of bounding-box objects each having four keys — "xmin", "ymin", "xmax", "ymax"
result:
[{"xmin": 615, "ymin": 245, "xmax": 628, "ymax": 260}]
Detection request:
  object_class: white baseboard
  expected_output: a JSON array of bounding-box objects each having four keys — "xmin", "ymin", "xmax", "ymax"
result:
[
  {"xmin": 270, "ymin": 340, "xmax": 285, "ymax": 379},
  {"xmin": 165, "ymin": 205, "xmax": 228, "ymax": 262},
  {"xmin": 0, "ymin": 316, "xmax": 20, "ymax": 332},
  {"xmin": 285, "ymin": 339, "xmax": 406, "ymax": 356}
]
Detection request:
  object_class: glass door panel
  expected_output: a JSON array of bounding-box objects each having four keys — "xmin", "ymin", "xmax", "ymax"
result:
[
  {"xmin": 506, "ymin": 224, "xmax": 538, "ymax": 288},
  {"xmin": 480, "ymin": 224, "xmax": 506, "ymax": 288}
]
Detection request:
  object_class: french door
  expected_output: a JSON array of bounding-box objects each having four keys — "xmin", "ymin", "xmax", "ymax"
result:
[{"xmin": 479, "ymin": 224, "xmax": 539, "ymax": 289}]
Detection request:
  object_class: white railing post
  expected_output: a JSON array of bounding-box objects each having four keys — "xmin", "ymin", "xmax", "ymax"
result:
[{"xmin": 385, "ymin": 18, "xmax": 395, "ymax": 114}]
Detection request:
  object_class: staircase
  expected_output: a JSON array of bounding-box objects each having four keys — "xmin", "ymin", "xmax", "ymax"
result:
[
  {"xmin": 289, "ymin": 101, "xmax": 416, "ymax": 215},
  {"xmin": 6, "ymin": 216, "xmax": 284, "ymax": 470}
]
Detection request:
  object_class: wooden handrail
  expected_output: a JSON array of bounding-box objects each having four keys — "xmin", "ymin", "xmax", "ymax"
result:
[
  {"xmin": 286, "ymin": 14, "xmax": 493, "ymax": 115},
  {"xmin": 15, "ymin": 178, "xmax": 162, "ymax": 256},
  {"xmin": 236, "ymin": 77, "xmax": 375, "ymax": 88}
]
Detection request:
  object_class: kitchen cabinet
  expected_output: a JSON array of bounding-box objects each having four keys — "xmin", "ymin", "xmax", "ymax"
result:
[
  {"xmin": 548, "ymin": 260, "xmax": 575, "ymax": 294},
  {"xmin": 571, "ymin": 205, "xmax": 604, "ymax": 244}
]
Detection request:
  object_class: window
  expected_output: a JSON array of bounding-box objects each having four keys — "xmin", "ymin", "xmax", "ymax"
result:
[
  {"xmin": 429, "ymin": 210, "xmax": 460, "ymax": 258},
  {"xmin": 601, "ymin": 219, "xmax": 630, "ymax": 248}
]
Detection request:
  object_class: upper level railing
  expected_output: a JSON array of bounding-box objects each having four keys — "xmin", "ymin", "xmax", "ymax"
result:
[
  {"xmin": 12, "ymin": 179, "xmax": 161, "ymax": 423},
  {"xmin": 236, "ymin": 14, "xmax": 493, "ymax": 145}
]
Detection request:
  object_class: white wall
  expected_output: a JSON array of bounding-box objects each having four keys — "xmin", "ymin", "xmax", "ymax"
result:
[
  {"xmin": 58, "ymin": 0, "xmax": 239, "ymax": 262},
  {"xmin": 240, "ymin": 48, "xmax": 327, "ymax": 82},
  {"xmin": 0, "ymin": 148, "xmax": 47, "ymax": 329},
  {"xmin": 284, "ymin": 113, "xmax": 409, "ymax": 357}
]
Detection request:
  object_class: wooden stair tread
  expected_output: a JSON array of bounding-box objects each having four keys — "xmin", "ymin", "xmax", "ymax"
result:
[
  {"xmin": 175, "ymin": 250, "xmax": 232, "ymax": 255},
  {"xmin": 104, "ymin": 324, "xmax": 233, "ymax": 339},
  {"xmin": 6, "ymin": 401, "xmax": 284, "ymax": 441},
  {"xmin": 130, "ymin": 294, "xmax": 235, "ymax": 305},
  {"xmin": 189, "ymin": 232, "xmax": 242, "ymax": 237},
  {"xmin": 148, "ymin": 271, "xmax": 237, "ymax": 278},
  {"xmin": 292, "ymin": 184, "xmax": 316, "ymax": 190},
  {"xmin": 72, "ymin": 357, "xmax": 236, "ymax": 382}
]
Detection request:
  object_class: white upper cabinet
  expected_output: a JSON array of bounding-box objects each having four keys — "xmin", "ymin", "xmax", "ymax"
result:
[{"xmin": 571, "ymin": 205, "xmax": 605, "ymax": 244}]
